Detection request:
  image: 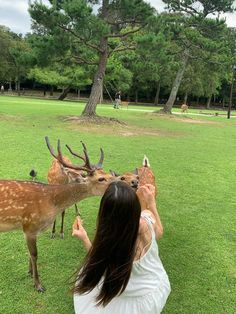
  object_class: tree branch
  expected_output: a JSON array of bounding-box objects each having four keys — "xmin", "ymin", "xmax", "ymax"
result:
[
  {"xmin": 109, "ymin": 45, "xmax": 136, "ymax": 56},
  {"xmin": 58, "ymin": 24, "xmax": 103, "ymax": 53},
  {"xmin": 107, "ymin": 26, "xmax": 144, "ymax": 38},
  {"xmin": 72, "ymin": 55, "xmax": 98, "ymax": 65}
]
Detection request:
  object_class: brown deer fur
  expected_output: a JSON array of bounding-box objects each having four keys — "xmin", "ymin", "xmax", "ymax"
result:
[
  {"xmin": 138, "ymin": 156, "xmax": 157, "ymax": 197},
  {"xmin": 48, "ymin": 157, "xmax": 82, "ymax": 238},
  {"xmin": 181, "ymin": 104, "xmax": 188, "ymax": 113}
]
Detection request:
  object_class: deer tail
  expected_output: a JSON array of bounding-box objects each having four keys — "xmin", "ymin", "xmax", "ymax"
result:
[{"xmin": 143, "ymin": 155, "xmax": 150, "ymax": 167}]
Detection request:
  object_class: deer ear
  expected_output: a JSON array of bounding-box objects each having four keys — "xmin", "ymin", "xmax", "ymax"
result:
[
  {"xmin": 109, "ymin": 170, "xmax": 120, "ymax": 177},
  {"xmin": 133, "ymin": 168, "xmax": 138, "ymax": 175}
]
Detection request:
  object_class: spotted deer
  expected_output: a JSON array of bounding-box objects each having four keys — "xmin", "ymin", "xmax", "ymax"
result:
[
  {"xmin": 0, "ymin": 137, "xmax": 115, "ymax": 292},
  {"xmin": 181, "ymin": 103, "xmax": 188, "ymax": 113},
  {"xmin": 138, "ymin": 155, "xmax": 157, "ymax": 197},
  {"xmin": 48, "ymin": 143, "xmax": 105, "ymax": 239},
  {"xmin": 110, "ymin": 169, "xmax": 139, "ymax": 190},
  {"xmin": 120, "ymin": 101, "xmax": 129, "ymax": 109},
  {"xmin": 110, "ymin": 156, "xmax": 157, "ymax": 197}
]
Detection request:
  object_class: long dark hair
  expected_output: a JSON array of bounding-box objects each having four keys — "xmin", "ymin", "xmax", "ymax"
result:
[{"xmin": 73, "ymin": 181, "xmax": 141, "ymax": 306}]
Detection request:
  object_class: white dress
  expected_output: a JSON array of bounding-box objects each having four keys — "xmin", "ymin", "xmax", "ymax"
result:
[{"xmin": 74, "ymin": 213, "xmax": 171, "ymax": 314}]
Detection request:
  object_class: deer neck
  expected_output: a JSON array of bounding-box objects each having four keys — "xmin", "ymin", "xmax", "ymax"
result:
[{"xmin": 52, "ymin": 182, "xmax": 93, "ymax": 210}]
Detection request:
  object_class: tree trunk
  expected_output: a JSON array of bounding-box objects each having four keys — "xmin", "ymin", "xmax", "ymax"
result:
[
  {"xmin": 82, "ymin": 1, "xmax": 109, "ymax": 116},
  {"xmin": 77, "ymin": 89, "xmax": 80, "ymax": 99},
  {"xmin": 8, "ymin": 80, "xmax": 12, "ymax": 91},
  {"xmin": 160, "ymin": 52, "xmax": 189, "ymax": 114},
  {"xmin": 17, "ymin": 80, "xmax": 21, "ymax": 96},
  {"xmin": 196, "ymin": 97, "xmax": 199, "ymax": 106},
  {"xmin": 58, "ymin": 86, "xmax": 70, "ymax": 100},
  {"xmin": 82, "ymin": 37, "xmax": 108, "ymax": 116},
  {"xmin": 135, "ymin": 89, "xmax": 138, "ymax": 104},
  {"xmin": 154, "ymin": 80, "xmax": 161, "ymax": 106},
  {"xmin": 99, "ymin": 84, "xmax": 103, "ymax": 104},
  {"xmin": 206, "ymin": 95, "xmax": 212, "ymax": 109},
  {"xmin": 184, "ymin": 92, "xmax": 188, "ymax": 104},
  {"xmin": 50, "ymin": 86, "xmax": 54, "ymax": 96}
]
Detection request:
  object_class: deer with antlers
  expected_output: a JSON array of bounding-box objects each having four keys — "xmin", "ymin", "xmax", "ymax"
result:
[
  {"xmin": 0, "ymin": 137, "xmax": 115, "ymax": 292},
  {"xmin": 48, "ymin": 143, "xmax": 105, "ymax": 239}
]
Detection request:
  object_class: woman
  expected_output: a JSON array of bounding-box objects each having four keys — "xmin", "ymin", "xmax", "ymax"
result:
[{"xmin": 72, "ymin": 181, "xmax": 171, "ymax": 313}]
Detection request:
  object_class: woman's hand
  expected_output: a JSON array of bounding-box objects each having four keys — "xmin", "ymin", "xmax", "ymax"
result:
[
  {"xmin": 137, "ymin": 184, "xmax": 156, "ymax": 209},
  {"xmin": 72, "ymin": 216, "xmax": 88, "ymax": 241}
]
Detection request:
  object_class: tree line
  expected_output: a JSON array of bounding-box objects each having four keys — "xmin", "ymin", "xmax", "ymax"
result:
[{"xmin": 0, "ymin": 0, "xmax": 236, "ymax": 116}]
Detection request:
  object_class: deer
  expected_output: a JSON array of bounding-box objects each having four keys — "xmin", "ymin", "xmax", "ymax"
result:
[
  {"xmin": 120, "ymin": 101, "xmax": 129, "ymax": 109},
  {"xmin": 110, "ymin": 155, "xmax": 157, "ymax": 197},
  {"xmin": 138, "ymin": 155, "xmax": 157, "ymax": 197},
  {"xmin": 48, "ymin": 143, "xmax": 105, "ymax": 239},
  {"xmin": 110, "ymin": 169, "xmax": 139, "ymax": 190},
  {"xmin": 181, "ymin": 103, "xmax": 188, "ymax": 113},
  {"xmin": 0, "ymin": 137, "xmax": 115, "ymax": 292}
]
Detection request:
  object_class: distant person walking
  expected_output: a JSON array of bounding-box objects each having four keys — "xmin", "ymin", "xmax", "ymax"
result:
[
  {"xmin": 1, "ymin": 85, "xmax": 4, "ymax": 94},
  {"xmin": 114, "ymin": 91, "xmax": 121, "ymax": 109}
]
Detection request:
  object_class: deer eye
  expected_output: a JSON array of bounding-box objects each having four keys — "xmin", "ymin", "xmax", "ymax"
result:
[
  {"xmin": 98, "ymin": 177, "xmax": 105, "ymax": 182},
  {"xmin": 120, "ymin": 177, "xmax": 125, "ymax": 181}
]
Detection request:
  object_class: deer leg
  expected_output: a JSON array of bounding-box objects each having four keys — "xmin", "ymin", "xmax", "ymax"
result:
[
  {"xmin": 28, "ymin": 258, "xmax": 33, "ymax": 277},
  {"xmin": 74, "ymin": 203, "xmax": 79, "ymax": 215},
  {"xmin": 25, "ymin": 234, "xmax": 45, "ymax": 292},
  {"xmin": 60, "ymin": 210, "xmax": 65, "ymax": 239},
  {"xmin": 51, "ymin": 219, "xmax": 56, "ymax": 239},
  {"xmin": 75, "ymin": 204, "xmax": 81, "ymax": 217}
]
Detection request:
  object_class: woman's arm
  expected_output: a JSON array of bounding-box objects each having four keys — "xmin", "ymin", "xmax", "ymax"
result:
[
  {"xmin": 72, "ymin": 217, "xmax": 92, "ymax": 252},
  {"xmin": 137, "ymin": 184, "xmax": 163, "ymax": 240}
]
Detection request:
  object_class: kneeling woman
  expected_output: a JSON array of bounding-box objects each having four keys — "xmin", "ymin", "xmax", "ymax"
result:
[{"xmin": 72, "ymin": 181, "xmax": 171, "ymax": 313}]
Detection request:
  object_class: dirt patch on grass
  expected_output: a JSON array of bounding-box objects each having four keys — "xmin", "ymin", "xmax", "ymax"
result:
[
  {"xmin": 63, "ymin": 115, "xmax": 183, "ymax": 138},
  {"xmin": 174, "ymin": 117, "xmax": 220, "ymax": 125},
  {"xmin": 153, "ymin": 112, "xmax": 220, "ymax": 125},
  {"xmin": 63, "ymin": 115, "xmax": 125, "ymax": 125},
  {"xmin": 0, "ymin": 113, "xmax": 22, "ymax": 122}
]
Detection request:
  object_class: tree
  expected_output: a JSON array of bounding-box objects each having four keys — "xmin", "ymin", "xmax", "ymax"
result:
[
  {"xmin": 159, "ymin": 0, "xmax": 235, "ymax": 113},
  {"xmin": 0, "ymin": 27, "xmax": 35, "ymax": 92},
  {"xmin": 28, "ymin": 64, "xmax": 92, "ymax": 99},
  {"xmin": 29, "ymin": 0, "xmax": 153, "ymax": 117}
]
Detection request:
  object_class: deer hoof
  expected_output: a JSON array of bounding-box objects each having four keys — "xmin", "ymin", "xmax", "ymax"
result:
[
  {"xmin": 50, "ymin": 233, "xmax": 56, "ymax": 239},
  {"xmin": 36, "ymin": 284, "xmax": 46, "ymax": 293},
  {"xmin": 60, "ymin": 232, "xmax": 65, "ymax": 239}
]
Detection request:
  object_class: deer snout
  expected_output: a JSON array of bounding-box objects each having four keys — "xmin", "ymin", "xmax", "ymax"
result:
[{"xmin": 131, "ymin": 180, "xmax": 139, "ymax": 189}]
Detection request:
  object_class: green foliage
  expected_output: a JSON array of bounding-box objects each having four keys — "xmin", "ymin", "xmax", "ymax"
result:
[
  {"xmin": 28, "ymin": 65, "xmax": 91, "ymax": 88},
  {"xmin": 0, "ymin": 26, "xmax": 35, "ymax": 84},
  {"xmin": 105, "ymin": 55, "xmax": 133, "ymax": 92},
  {"xmin": 162, "ymin": 0, "xmax": 235, "ymax": 17}
]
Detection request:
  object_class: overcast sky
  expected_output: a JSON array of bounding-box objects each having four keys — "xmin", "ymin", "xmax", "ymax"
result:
[{"xmin": 0, "ymin": 0, "xmax": 235, "ymax": 35}]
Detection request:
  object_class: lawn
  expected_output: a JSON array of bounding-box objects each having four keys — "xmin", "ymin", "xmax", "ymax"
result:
[{"xmin": 0, "ymin": 95, "xmax": 235, "ymax": 314}]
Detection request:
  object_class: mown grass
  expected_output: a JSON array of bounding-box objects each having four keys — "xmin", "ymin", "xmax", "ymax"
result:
[{"xmin": 0, "ymin": 95, "xmax": 235, "ymax": 314}]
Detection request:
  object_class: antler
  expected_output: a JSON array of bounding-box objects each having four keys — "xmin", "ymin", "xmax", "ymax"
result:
[
  {"xmin": 45, "ymin": 137, "xmax": 94, "ymax": 173},
  {"xmin": 81, "ymin": 141, "xmax": 104, "ymax": 169},
  {"xmin": 66, "ymin": 141, "xmax": 104, "ymax": 170}
]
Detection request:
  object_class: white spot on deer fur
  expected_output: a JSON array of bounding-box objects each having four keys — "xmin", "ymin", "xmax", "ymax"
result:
[{"xmin": 3, "ymin": 206, "xmax": 11, "ymax": 210}]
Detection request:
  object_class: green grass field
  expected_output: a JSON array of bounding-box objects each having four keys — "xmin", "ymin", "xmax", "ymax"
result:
[{"xmin": 0, "ymin": 95, "xmax": 235, "ymax": 314}]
